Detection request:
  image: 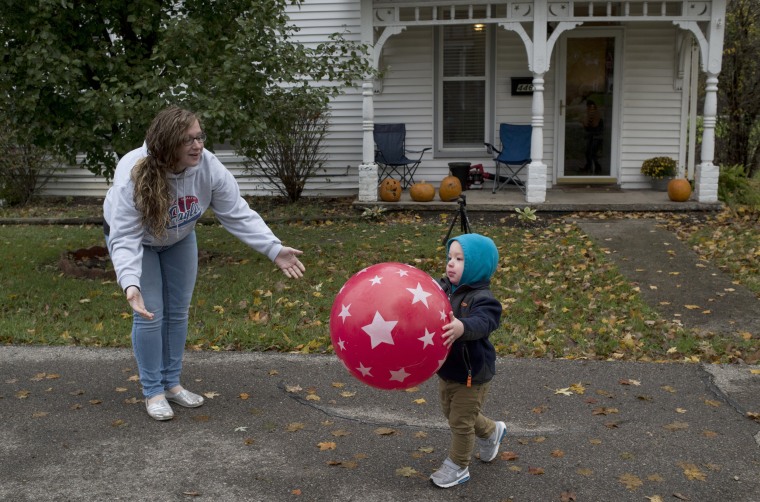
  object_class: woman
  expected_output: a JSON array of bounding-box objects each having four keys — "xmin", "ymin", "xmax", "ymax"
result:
[{"xmin": 104, "ymin": 106, "xmax": 305, "ymax": 421}]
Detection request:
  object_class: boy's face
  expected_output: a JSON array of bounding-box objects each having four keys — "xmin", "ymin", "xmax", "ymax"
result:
[{"xmin": 446, "ymin": 240, "xmax": 465, "ymax": 285}]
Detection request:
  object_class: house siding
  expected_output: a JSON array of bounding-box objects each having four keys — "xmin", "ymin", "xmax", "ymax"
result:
[
  {"xmin": 39, "ymin": 7, "xmax": 691, "ymax": 197},
  {"xmin": 619, "ymin": 23, "xmax": 684, "ymax": 188}
]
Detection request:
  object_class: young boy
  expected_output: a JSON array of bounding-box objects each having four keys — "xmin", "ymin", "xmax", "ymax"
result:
[{"xmin": 431, "ymin": 233, "xmax": 506, "ymax": 488}]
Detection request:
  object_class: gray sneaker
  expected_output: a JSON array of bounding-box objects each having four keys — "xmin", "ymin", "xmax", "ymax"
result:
[
  {"xmin": 430, "ymin": 458, "xmax": 470, "ymax": 488},
  {"xmin": 478, "ymin": 420, "xmax": 507, "ymax": 462}
]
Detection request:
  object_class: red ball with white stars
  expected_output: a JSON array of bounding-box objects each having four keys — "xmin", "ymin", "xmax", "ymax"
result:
[{"xmin": 329, "ymin": 262, "xmax": 452, "ymax": 390}]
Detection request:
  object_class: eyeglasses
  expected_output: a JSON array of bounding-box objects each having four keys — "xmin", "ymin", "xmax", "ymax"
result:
[{"xmin": 182, "ymin": 132, "xmax": 207, "ymax": 146}]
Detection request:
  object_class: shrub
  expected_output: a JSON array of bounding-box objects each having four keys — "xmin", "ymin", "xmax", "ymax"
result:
[
  {"xmin": 719, "ymin": 164, "xmax": 760, "ymax": 211},
  {"xmin": 0, "ymin": 124, "xmax": 62, "ymax": 206},
  {"xmin": 242, "ymin": 91, "xmax": 329, "ymax": 202},
  {"xmin": 641, "ymin": 156, "xmax": 677, "ymax": 179}
]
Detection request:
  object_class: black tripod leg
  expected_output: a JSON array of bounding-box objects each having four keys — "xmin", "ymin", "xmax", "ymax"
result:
[{"xmin": 443, "ymin": 211, "xmax": 459, "ymax": 245}]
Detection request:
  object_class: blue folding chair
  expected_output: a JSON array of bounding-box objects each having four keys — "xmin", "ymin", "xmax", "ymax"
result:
[
  {"xmin": 484, "ymin": 123, "xmax": 532, "ymax": 194},
  {"xmin": 374, "ymin": 123, "xmax": 431, "ymax": 189}
]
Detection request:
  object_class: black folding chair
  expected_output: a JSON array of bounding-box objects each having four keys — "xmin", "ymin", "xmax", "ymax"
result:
[
  {"xmin": 374, "ymin": 123, "xmax": 431, "ymax": 189},
  {"xmin": 484, "ymin": 123, "xmax": 532, "ymax": 194}
]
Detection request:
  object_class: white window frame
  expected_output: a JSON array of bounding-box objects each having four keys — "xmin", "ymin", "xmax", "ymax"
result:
[{"xmin": 434, "ymin": 24, "xmax": 494, "ymax": 158}]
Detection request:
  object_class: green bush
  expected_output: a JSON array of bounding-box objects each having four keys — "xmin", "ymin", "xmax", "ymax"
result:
[{"xmin": 718, "ymin": 164, "xmax": 760, "ymax": 210}]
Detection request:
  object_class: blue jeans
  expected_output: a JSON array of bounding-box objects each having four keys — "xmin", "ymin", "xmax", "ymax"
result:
[{"xmin": 130, "ymin": 232, "xmax": 198, "ymax": 398}]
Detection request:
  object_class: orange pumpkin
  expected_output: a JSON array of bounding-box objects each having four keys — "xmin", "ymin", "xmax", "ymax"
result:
[
  {"xmin": 379, "ymin": 178, "xmax": 402, "ymax": 202},
  {"xmin": 438, "ymin": 175, "xmax": 462, "ymax": 202},
  {"xmin": 409, "ymin": 182, "xmax": 435, "ymax": 202},
  {"xmin": 667, "ymin": 178, "xmax": 692, "ymax": 202}
]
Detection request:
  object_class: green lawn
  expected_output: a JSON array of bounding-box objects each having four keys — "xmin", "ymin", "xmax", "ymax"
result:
[{"xmin": 1, "ymin": 200, "xmax": 757, "ymax": 363}]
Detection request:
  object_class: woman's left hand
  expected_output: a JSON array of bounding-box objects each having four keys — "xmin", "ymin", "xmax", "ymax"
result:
[{"xmin": 274, "ymin": 247, "xmax": 306, "ymax": 279}]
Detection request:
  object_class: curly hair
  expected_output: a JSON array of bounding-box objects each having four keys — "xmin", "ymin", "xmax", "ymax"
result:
[{"xmin": 131, "ymin": 106, "xmax": 199, "ymax": 239}]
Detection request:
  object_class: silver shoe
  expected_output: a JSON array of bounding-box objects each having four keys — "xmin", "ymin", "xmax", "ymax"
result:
[
  {"xmin": 165, "ymin": 389, "xmax": 204, "ymax": 408},
  {"xmin": 145, "ymin": 396, "xmax": 174, "ymax": 421}
]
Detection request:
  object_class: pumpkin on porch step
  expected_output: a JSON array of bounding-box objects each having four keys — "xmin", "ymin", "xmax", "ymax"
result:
[
  {"xmin": 667, "ymin": 178, "xmax": 692, "ymax": 202},
  {"xmin": 379, "ymin": 178, "xmax": 402, "ymax": 202},
  {"xmin": 438, "ymin": 175, "xmax": 462, "ymax": 202},
  {"xmin": 409, "ymin": 182, "xmax": 435, "ymax": 202}
]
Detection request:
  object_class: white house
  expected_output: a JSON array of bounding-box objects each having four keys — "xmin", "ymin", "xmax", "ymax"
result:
[{"xmin": 45, "ymin": 0, "xmax": 726, "ymax": 204}]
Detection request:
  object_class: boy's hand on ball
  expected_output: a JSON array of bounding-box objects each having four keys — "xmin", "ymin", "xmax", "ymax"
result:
[{"xmin": 442, "ymin": 312, "xmax": 464, "ymax": 347}]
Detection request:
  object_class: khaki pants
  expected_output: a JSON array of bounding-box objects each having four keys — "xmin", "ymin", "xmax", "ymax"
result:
[{"xmin": 438, "ymin": 377, "xmax": 496, "ymax": 467}]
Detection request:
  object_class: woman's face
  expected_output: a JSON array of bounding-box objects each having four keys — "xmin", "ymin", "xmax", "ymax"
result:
[{"xmin": 175, "ymin": 120, "xmax": 204, "ymax": 171}]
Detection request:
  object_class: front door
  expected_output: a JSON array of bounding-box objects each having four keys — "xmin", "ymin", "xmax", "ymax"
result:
[{"xmin": 557, "ymin": 31, "xmax": 621, "ymax": 181}]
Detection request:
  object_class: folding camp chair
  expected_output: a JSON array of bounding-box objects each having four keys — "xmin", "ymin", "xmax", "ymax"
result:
[
  {"xmin": 484, "ymin": 123, "xmax": 532, "ymax": 194},
  {"xmin": 374, "ymin": 123, "xmax": 431, "ymax": 189}
]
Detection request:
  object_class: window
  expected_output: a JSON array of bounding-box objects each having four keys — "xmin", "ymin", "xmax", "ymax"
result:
[{"xmin": 437, "ymin": 24, "xmax": 489, "ymax": 153}]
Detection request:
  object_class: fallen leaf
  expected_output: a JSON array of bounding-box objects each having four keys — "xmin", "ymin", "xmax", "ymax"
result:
[
  {"xmin": 285, "ymin": 385, "xmax": 302, "ymax": 393},
  {"xmin": 702, "ymin": 429, "xmax": 719, "ymax": 437},
  {"xmin": 619, "ymin": 379, "xmax": 641, "ymax": 386},
  {"xmin": 331, "ymin": 382, "xmax": 345, "ymax": 388},
  {"xmin": 32, "ymin": 411, "xmax": 49, "ymax": 418},
  {"xmin": 331, "ymin": 429, "xmax": 350, "ymax": 437},
  {"xmin": 291, "ymin": 489, "xmax": 301, "ymax": 496},
  {"xmin": 203, "ymin": 391, "xmax": 220, "ymax": 399},
  {"xmin": 647, "ymin": 473, "xmax": 665, "ymax": 482},
  {"xmin": 663, "ymin": 421, "xmax": 689, "ymax": 431},
  {"xmin": 703, "ymin": 399, "xmax": 721, "ymax": 407},
  {"xmin": 672, "ymin": 493, "xmax": 690, "ymax": 500},
  {"xmin": 645, "ymin": 496, "xmax": 664, "ymax": 502},
  {"xmin": 555, "ymin": 387, "xmax": 573, "ymax": 396},
  {"xmin": 676, "ymin": 408, "xmax": 687, "ymax": 414},
  {"xmin": 239, "ymin": 393, "xmax": 250, "ymax": 400},
  {"xmin": 414, "ymin": 431, "xmax": 428, "ymax": 438},
  {"xmin": 678, "ymin": 462, "xmax": 706, "ymax": 481},
  {"xmin": 551, "ymin": 449, "xmax": 565, "ymax": 458},
  {"xmin": 746, "ymin": 412, "xmax": 760, "ymax": 422},
  {"xmin": 501, "ymin": 451, "xmax": 519, "ymax": 461},
  {"xmin": 589, "ymin": 439, "xmax": 602, "ymax": 445},
  {"xmin": 413, "ymin": 398, "xmax": 426, "ymax": 404},
  {"xmin": 340, "ymin": 391, "xmax": 356, "ymax": 398},
  {"xmin": 560, "ymin": 490, "xmax": 577, "ymax": 502},
  {"xmin": 661, "ymin": 385, "xmax": 677, "ymax": 393},
  {"xmin": 618, "ymin": 473, "xmax": 643, "ymax": 490},
  {"xmin": 684, "ymin": 304, "xmax": 701, "ymax": 310},
  {"xmin": 285, "ymin": 423, "xmax": 305, "ymax": 432},
  {"xmin": 374, "ymin": 427, "xmax": 397, "ymax": 436},
  {"xmin": 395, "ymin": 466, "xmax": 418, "ymax": 477},
  {"xmin": 305, "ymin": 394, "xmax": 321, "ymax": 402},
  {"xmin": 528, "ymin": 466, "xmax": 544, "ymax": 475},
  {"xmin": 417, "ymin": 446, "xmax": 434, "ymax": 454},
  {"xmin": 15, "ymin": 390, "xmax": 30, "ymax": 399},
  {"xmin": 569, "ymin": 382, "xmax": 586, "ymax": 394},
  {"xmin": 317, "ymin": 442, "xmax": 336, "ymax": 451},
  {"xmin": 592, "ymin": 407, "xmax": 619, "ymax": 415}
]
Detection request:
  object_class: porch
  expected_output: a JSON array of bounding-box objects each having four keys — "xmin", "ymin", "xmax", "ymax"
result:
[{"xmin": 357, "ymin": 185, "xmax": 723, "ymax": 212}]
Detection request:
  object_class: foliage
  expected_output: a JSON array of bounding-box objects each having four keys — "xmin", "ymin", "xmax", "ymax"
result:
[
  {"xmin": 717, "ymin": 0, "xmax": 760, "ymax": 178},
  {"xmin": 359, "ymin": 206, "xmax": 388, "ymax": 221},
  {"xmin": 0, "ymin": 1, "xmax": 373, "ymax": 180},
  {"xmin": 718, "ymin": 164, "xmax": 760, "ymax": 210},
  {"xmin": 242, "ymin": 91, "xmax": 330, "ymax": 202},
  {"xmin": 640, "ymin": 157, "xmax": 676, "ymax": 180},
  {"xmin": 0, "ymin": 208, "xmax": 757, "ymax": 364},
  {"xmin": 0, "ymin": 121, "xmax": 62, "ymax": 206},
  {"xmin": 515, "ymin": 206, "xmax": 538, "ymax": 222}
]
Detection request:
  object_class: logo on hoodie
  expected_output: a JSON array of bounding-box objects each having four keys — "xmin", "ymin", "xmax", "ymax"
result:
[{"xmin": 169, "ymin": 195, "xmax": 201, "ymax": 229}]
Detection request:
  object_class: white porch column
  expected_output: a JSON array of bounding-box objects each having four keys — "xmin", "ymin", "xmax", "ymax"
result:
[
  {"xmin": 357, "ymin": 80, "xmax": 378, "ymax": 202},
  {"xmin": 527, "ymin": 75, "xmax": 548, "ymax": 203},
  {"xmin": 695, "ymin": 74, "xmax": 719, "ymax": 203}
]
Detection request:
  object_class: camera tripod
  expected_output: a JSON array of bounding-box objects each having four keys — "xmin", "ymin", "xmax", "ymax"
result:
[{"xmin": 442, "ymin": 194, "xmax": 472, "ymax": 245}]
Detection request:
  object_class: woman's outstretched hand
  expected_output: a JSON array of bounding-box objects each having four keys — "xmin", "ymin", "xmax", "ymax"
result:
[
  {"xmin": 126, "ymin": 286, "xmax": 154, "ymax": 320},
  {"xmin": 274, "ymin": 247, "xmax": 306, "ymax": 279}
]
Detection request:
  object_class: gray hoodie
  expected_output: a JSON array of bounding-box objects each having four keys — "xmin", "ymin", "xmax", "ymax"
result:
[{"xmin": 103, "ymin": 145, "xmax": 282, "ymax": 292}]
